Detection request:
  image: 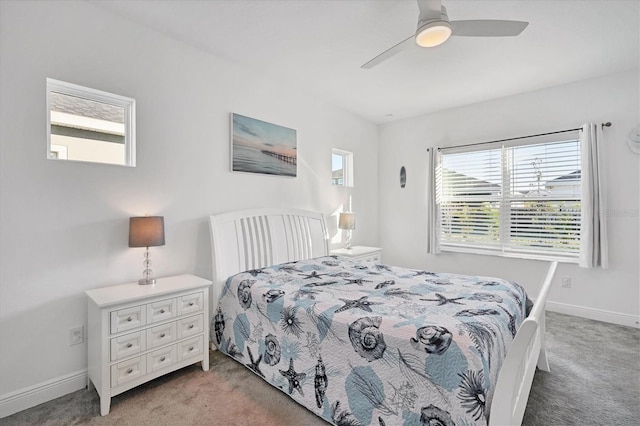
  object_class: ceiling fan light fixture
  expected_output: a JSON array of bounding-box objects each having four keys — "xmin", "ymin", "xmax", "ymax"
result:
[{"xmin": 415, "ymin": 20, "xmax": 452, "ymax": 47}]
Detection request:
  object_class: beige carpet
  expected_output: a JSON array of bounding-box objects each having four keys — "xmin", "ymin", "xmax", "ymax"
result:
[{"xmin": 3, "ymin": 350, "xmax": 326, "ymax": 426}]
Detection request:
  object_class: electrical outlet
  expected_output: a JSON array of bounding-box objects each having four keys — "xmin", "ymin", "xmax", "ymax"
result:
[
  {"xmin": 70, "ymin": 326, "xmax": 84, "ymax": 346},
  {"xmin": 561, "ymin": 277, "xmax": 572, "ymax": 288}
]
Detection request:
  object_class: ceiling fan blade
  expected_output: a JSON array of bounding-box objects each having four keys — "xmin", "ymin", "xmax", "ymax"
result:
[
  {"xmin": 451, "ymin": 20, "xmax": 529, "ymax": 37},
  {"xmin": 361, "ymin": 35, "xmax": 414, "ymax": 69}
]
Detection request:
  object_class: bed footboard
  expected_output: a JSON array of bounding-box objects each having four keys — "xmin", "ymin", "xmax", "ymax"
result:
[{"xmin": 489, "ymin": 261, "xmax": 558, "ymax": 426}]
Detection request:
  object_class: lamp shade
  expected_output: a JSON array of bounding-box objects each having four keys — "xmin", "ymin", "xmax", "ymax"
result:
[
  {"xmin": 338, "ymin": 212, "xmax": 356, "ymax": 230},
  {"xmin": 129, "ymin": 216, "xmax": 165, "ymax": 248}
]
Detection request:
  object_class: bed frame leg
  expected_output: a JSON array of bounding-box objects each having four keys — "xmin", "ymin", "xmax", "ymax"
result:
[
  {"xmin": 537, "ymin": 347, "xmax": 550, "ymax": 372},
  {"xmin": 536, "ymin": 311, "xmax": 551, "ymax": 372}
]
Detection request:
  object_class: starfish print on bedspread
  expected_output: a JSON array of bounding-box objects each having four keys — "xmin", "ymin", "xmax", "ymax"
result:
[
  {"xmin": 344, "ymin": 278, "xmax": 372, "ymax": 286},
  {"xmin": 278, "ymin": 265, "xmax": 302, "ymax": 274},
  {"xmin": 245, "ymin": 346, "xmax": 264, "ymax": 377},
  {"xmin": 374, "ymin": 264, "xmax": 393, "ymax": 272},
  {"xmin": 279, "ymin": 358, "xmax": 306, "ymax": 396},
  {"xmin": 412, "ymin": 270, "xmax": 438, "ymax": 277},
  {"xmin": 421, "ymin": 293, "xmax": 464, "ymax": 306},
  {"xmin": 334, "ymin": 296, "xmax": 382, "ymax": 313},
  {"xmin": 299, "ymin": 271, "xmax": 329, "ymax": 279}
]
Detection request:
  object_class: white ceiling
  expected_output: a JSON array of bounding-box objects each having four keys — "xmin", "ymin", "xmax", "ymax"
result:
[{"xmin": 92, "ymin": 0, "xmax": 640, "ymax": 124}]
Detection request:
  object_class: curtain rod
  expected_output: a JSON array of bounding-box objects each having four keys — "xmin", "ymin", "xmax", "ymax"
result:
[{"xmin": 435, "ymin": 122, "xmax": 612, "ymax": 151}]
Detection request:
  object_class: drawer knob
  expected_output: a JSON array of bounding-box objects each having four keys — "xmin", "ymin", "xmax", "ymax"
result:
[
  {"xmin": 160, "ymin": 356, "xmax": 166, "ymax": 362},
  {"xmin": 188, "ymin": 346, "xmax": 194, "ymax": 351},
  {"xmin": 126, "ymin": 343, "xmax": 133, "ymax": 348},
  {"xmin": 160, "ymin": 333, "xmax": 166, "ymax": 338},
  {"xmin": 126, "ymin": 368, "xmax": 133, "ymax": 374},
  {"xmin": 160, "ymin": 309, "xmax": 165, "ymax": 314},
  {"xmin": 189, "ymin": 324, "xmax": 194, "ymax": 329},
  {"xmin": 188, "ymin": 302, "xmax": 194, "ymax": 306},
  {"xmin": 126, "ymin": 316, "xmax": 133, "ymax": 322}
]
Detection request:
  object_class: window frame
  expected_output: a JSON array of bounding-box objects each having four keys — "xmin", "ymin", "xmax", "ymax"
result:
[
  {"xmin": 46, "ymin": 78, "xmax": 136, "ymax": 167},
  {"xmin": 436, "ymin": 133, "xmax": 582, "ymax": 263},
  {"xmin": 332, "ymin": 148, "xmax": 353, "ymax": 187}
]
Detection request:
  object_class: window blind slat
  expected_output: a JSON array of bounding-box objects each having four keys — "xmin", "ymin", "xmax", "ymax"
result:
[{"xmin": 438, "ymin": 139, "xmax": 581, "ymax": 258}]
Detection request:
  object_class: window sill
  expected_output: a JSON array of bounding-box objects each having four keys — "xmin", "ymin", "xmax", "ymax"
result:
[{"xmin": 440, "ymin": 245, "xmax": 579, "ymax": 264}]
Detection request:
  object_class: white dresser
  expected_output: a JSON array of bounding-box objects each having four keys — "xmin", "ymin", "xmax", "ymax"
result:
[
  {"xmin": 86, "ymin": 274, "xmax": 211, "ymax": 415},
  {"xmin": 331, "ymin": 246, "xmax": 382, "ymax": 262}
]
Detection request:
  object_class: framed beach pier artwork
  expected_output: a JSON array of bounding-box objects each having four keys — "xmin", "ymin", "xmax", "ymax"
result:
[{"xmin": 231, "ymin": 113, "xmax": 297, "ymax": 177}]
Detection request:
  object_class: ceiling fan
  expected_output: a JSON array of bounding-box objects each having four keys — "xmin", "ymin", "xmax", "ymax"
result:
[{"xmin": 361, "ymin": 0, "xmax": 528, "ymax": 69}]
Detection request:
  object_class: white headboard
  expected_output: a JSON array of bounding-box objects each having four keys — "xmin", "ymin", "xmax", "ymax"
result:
[{"xmin": 208, "ymin": 208, "xmax": 328, "ymax": 305}]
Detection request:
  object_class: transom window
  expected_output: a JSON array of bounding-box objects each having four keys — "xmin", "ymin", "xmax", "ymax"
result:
[
  {"xmin": 46, "ymin": 78, "xmax": 136, "ymax": 167},
  {"xmin": 437, "ymin": 132, "xmax": 581, "ymax": 260}
]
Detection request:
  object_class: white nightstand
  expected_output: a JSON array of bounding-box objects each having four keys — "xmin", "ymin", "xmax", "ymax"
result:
[
  {"xmin": 331, "ymin": 246, "xmax": 382, "ymax": 262},
  {"xmin": 86, "ymin": 274, "xmax": 212, "ymax": 415}
]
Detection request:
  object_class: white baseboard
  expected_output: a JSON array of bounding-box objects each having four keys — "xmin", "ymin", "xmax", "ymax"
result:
[
  {"xmin": 0, "ymin": 369, "xmax": 87, "ymax": 419},
  {"xmin": 546, "ymin": 301, "xmax": 640, "ymax": 328}
]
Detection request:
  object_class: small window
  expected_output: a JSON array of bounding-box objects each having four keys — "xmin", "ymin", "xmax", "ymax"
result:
[
  {"xmin": 46, "ymin": 79, "xmax": 136, "ymax": 167},
  {"xmin": 332, "ymin": 149, "xmax": 353, "ymax": 187}
]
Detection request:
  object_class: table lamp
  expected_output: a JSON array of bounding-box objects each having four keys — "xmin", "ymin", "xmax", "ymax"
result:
[
  {"xmin": 338, "ymin": 212, "xmax": 356, "ymax": 249},
  {"xmin": 129, "ymin": 216, "xmax": 165, "ymax": 285}
]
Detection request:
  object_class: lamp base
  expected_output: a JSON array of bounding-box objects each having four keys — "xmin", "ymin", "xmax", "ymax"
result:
[{"xmin": 138, "ymin": 278, "xmax": 156, "ymax": 286}]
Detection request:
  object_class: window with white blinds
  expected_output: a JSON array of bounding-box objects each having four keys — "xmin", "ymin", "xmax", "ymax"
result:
[{"xmin": 437, "ymin": 135, "xmax": 581, "ymax": 260}]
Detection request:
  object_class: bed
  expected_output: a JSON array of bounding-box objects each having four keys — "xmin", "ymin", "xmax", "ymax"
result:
[{"xmin": 208, "ymin": 208, "xmax": 557, "ymax": 426}]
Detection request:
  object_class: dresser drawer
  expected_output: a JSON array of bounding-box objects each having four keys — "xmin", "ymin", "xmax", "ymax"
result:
[
  {"xmin": 178, "ymin": 335, "xmax": 204, "ymax": 361},
  {"xmin": 147, "ymin": 345, "xmax": 177, "ymax": 373},
  {"xmin": 177, "ymin": 292, "xmax": 203, "ymax": 316},
  {"xmin": 110, "ymin": 331, "xmax": 146, "ymax": 362},
  {"xmin": 177, "ymin": 314, "xmax": 203, "ymax": 339},
  {"xmin": 147, "ymin": 322, "xmax": 177, "ymax": 349},
  {"xmin": 147, "ymin": 298, "xmax": 176, "ymax": 324},
  {"xmin": 110, "ymin": 305, "xmax": 146, "ymax": 334},
  {"xmin": 111, "ymin": 356, "xmax": 146, "ymax": 387}
]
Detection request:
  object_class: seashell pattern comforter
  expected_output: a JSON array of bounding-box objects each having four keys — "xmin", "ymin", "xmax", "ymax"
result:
[{"xmin": 211, "ymin": 256, "xmax": 529, "ymax": 426}]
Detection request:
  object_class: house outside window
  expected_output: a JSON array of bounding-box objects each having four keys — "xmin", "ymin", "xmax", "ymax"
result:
[
  {"xmin": 437, "ymin": 133, "xmax": 581, "ymax": 261},
  {"xmin": 46, "ymin": 78, "xmax": 136, "ymax": 167}
]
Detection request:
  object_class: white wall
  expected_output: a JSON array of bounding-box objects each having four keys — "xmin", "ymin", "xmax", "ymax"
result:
[
  {"xmin": 0, "ymin": 0, "xmax": 378, "ymax": 412},
  {"xmin": 379, "ymin": 69, "xmax": 640, "ymax": 326}
]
